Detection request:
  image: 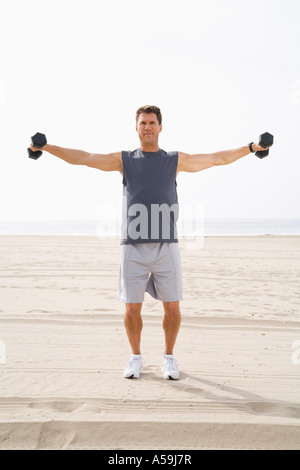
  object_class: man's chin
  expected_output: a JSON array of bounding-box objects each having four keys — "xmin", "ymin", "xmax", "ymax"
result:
[{"xmin": 142, "ymin": 139, "xmax": 155, "ymax": 145}]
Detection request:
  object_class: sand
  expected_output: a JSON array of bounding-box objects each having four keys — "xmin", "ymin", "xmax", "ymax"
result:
[{"xmin": 0, "ymin": 234, "xmax": 300, "ymax": 450}]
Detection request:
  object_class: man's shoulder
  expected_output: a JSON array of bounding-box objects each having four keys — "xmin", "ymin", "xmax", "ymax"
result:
[
  {"xmin": 165, "ymin": 150, "xmax": 178, "ymax": 157},
  {"xmin": 121, "ymin": 149, "xmax": 139, "ymax": 157}
]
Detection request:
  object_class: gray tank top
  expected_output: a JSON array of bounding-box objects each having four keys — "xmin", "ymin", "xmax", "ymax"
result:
[{"xmin": 121, "ymin": 148, "xmax": 179, "ymax": 245}]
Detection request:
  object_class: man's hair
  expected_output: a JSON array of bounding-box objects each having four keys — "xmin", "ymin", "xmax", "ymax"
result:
[{"xmin": 136, "ymin": 105, "xmax": 162, "ymax": 125}]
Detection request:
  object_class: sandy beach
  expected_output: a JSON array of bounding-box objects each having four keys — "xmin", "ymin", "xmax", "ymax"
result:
[{"xmin": 0, "ymin": 234, "xmax": 300, "ymax": 450}]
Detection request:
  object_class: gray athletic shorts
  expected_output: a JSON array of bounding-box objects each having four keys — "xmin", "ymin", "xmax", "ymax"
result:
[{"xmin": 117, "ymin": 242, "xmax": 183, "ymax": 303}]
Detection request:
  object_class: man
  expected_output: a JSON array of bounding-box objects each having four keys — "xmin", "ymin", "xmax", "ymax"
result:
[{"xmin": 30, "ymin": 105, "xmax": 267, "ymax": 380}]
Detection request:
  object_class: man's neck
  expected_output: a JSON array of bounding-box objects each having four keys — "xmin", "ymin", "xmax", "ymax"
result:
[{"xmin": 140, "ymin": 144, "xmax": 160, "ymax": 152}]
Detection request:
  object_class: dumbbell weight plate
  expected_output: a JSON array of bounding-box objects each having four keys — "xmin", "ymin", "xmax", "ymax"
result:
[
  {"xmin": 255, "ymin": 148, "xmax": 269, "ymax": 159},
  {"xmin": 31, "ymin": 132, "xmax": 47, "ymax": 149},
  {"xmin": 259, "ymin": 132, "xmax": 273, "ymax": 149},
  {"xmin": 27, "ymin": 148, "xmax": 43, "ymax": 160}
]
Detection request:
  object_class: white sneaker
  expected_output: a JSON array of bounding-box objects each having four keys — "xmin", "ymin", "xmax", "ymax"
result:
[
  {"xmin": 123, "ymin": 355, "xmax": 144, "ymax": 379},
  {"xmin": 161, "ymin": 354, "xmax": 180, "ymax": 380}
]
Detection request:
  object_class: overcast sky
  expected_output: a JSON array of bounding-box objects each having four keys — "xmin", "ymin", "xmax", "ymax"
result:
[{"xmin": 0, "ymin": 0, "xmax": 299, "ymax": 222}]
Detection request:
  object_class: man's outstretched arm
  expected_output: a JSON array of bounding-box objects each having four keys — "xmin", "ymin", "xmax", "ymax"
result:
[
  {"xmin": 30, "ymin": 143, "xmax": 123, "ymax": 173},
  {"xmin": 177, "ymin": 142, "xmax": 266, "ymax": 173}
]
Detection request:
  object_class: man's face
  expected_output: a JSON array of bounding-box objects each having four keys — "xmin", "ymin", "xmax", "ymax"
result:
[{"xmin": 136, "ymin": 112, "xmax": 162, "ymax": 147}]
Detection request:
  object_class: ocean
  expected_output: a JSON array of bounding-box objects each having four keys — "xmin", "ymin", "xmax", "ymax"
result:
[{"xmin": 0, "ymin": 218, "xmax": 299, "ymax": 237}]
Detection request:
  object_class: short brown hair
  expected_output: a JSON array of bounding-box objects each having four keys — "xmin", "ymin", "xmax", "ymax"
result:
[{"xmin": 136, "ymin": 105, "xmax": 162, "ymax": 125}]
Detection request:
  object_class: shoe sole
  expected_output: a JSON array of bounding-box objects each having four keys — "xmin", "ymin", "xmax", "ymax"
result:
[
  {"xmin": 123, "ymin": 368, "xmax": 143, "ymax": 379},
  {"xmin": 162, "ymin": 372, "xmax": 180, "ymax": 380}
]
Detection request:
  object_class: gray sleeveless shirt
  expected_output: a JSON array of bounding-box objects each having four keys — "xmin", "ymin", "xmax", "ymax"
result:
[{"xmin": 121, "ymin": 148, "xmax": 179, "ymax": 245}]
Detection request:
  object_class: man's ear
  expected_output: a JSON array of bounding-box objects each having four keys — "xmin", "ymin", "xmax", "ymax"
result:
[{"xmin": 159, "ymin": 124, "xmax": 162, "ymax": 133}]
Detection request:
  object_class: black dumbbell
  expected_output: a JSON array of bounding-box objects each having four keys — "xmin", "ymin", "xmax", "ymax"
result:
[
  {"xmin": 255, "ymin": 132, "xmax": 274, "ymax": 159},
  {"xmin": 27, "ymin": 133, "xmax": 47, "ymax": 160}
]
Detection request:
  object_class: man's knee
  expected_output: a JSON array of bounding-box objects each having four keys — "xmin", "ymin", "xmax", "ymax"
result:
[
  {"xmin": 125, "ymin": 302, "xmax": 142, "ymax": 316},
  {"xmin": 163, "ymin": 301, "xmax": 180, "ymax": 315}
]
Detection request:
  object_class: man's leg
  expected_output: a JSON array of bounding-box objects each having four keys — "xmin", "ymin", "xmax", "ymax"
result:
[
  {"xmin": 162, "ymin": 301, "xmax": 181, "ymax": 354},
  {"xmin": 124, "ymin": 302, "xmax": 143, "ymax": 354}
]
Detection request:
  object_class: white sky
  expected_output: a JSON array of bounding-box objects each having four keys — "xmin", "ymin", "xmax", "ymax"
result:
[{"xmin": 0, "ymin": 0, "xmax": 299, "ymax": 221}]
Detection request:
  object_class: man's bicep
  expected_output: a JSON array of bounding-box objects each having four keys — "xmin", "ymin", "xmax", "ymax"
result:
[
  {"xmin": 85, "ymin": 151, "xmax": 123, "ymax": 173},
  {"xmin": 178, "ymin": 151, "xmax": 219, "ymax": 173}
]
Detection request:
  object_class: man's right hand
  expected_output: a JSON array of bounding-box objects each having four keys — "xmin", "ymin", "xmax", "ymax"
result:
[{"xmin": 30, "ymin": 143, "xmax": 47, "ymax": 152}]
